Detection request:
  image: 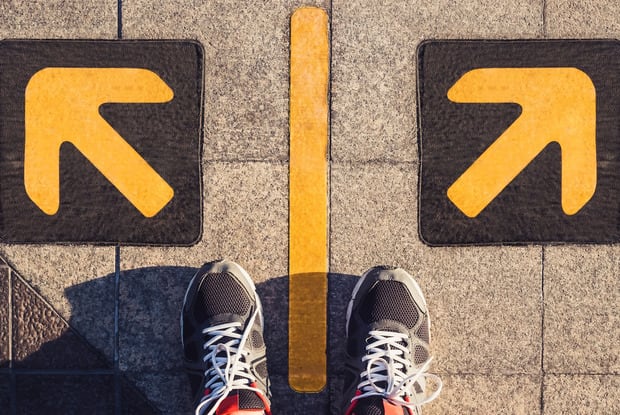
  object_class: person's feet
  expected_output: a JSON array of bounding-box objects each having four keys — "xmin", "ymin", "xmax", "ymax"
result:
[
  {"xmin": 181, "ymin": 260, "xmax": 271, "ymax": 415},
  {"xmin": 343, "ymin": 266, "xmax": 442, "ymax": 415}
]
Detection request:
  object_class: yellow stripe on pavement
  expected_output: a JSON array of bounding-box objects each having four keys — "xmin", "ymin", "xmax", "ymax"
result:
[{"xmin": 288, "ymin": 6, "xmax": 329, "ymax": 393}]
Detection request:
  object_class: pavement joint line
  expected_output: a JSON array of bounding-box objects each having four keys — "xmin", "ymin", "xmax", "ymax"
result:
[
  {"xmin": 1, "ymin": 369, "xmax": 116, "ymax": 375},
  {"xmin": 542, "ymin": 0, "xmax": 548, "ymax": 38},
  {"xmin": 7, "ymin": 267, "xmax": 13, "ymax": 369},
  {"xmin": 117, "ymin": 0, "xmax": 123, "ymax": 40},
  {"xmin": 114, "ymin": 245, "xmax": 121, "ymax": 415},
  {"xmin": 7, "ymin": 267, "xmax": 16, "ymax": 415},
  {"xmin": 202, "ymin": 159, "xmax": 420, "ymax": 165},
  {"xmin": 203, "ymin": 159, "xmax": 290, "ymax": 165},
  {"xmin": 540, "ymin": 246, "xmax": 546, "ymax": 415}
]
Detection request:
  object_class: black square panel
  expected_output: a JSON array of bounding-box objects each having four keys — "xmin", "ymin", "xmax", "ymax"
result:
[
  {"xmin": 418, "ymin": 40, "xmax": 620, "ymax": 244},
  {"xmin": 0, "ymin": 40, "xmax": 203, "ymax": 245}
]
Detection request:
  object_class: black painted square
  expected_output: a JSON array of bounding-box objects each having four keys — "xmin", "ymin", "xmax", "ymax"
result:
[
  {"xmin": 0, "ymin": 40, "xmax": 203, "ymax": 245},
  {"xmin": 418, "ymin": 40, "xmax": 620, "ymax": 245}
]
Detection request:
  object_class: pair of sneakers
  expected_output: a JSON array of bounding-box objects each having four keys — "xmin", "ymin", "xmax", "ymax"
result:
[{"xmin": 181, "ymin": 260, "xmax": 442, "ymax": 415}]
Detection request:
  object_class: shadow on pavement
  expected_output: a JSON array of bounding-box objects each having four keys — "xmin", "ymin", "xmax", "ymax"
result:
[{"xmin": 18, "ymin": 265, "xmax": 359, "ymax": 414}]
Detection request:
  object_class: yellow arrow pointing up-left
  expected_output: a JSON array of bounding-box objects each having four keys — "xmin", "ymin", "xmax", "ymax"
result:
[{"xmin": 24, "ymin": 68, "xmax": 175, "ymax": 218}]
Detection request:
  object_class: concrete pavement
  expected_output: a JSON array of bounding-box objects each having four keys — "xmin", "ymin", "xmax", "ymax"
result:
[{"xmin": 0, "ymin": 1, "xmax": 618, "ymax": 413}]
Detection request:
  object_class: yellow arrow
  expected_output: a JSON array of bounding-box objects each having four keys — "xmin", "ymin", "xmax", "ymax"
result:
[
  {"xmin": 446, "ymin": 68, "xmax": 597, "ymax": 217},
  {"xmin": 289, "ymin": 7, "xmax": 329, "ymax": 392},
  {"xmin": 24, "ymin": 67, "xmax": 175, "ymax": 217}
]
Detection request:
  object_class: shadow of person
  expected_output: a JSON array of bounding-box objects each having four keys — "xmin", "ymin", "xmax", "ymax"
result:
[{"xmin": 15, "ymin": 264, "xmax": 358, "ymax": 415}]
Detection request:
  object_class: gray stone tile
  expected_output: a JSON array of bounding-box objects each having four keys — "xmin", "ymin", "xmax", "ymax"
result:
[
  {"xmin": 426, "ymin": 374, "xmax": 540, "ymax": 415},
  {"xmin": 119, "ymin": 266, "xmax": 196, "ymax": 371},
  {"xmin": 0, "ymin": 247, "xmax": 116, "ymax": 362},
  {"xmin": 200, "ymin": 162, "xmax": 288, "ymax": 277},
  {"xmin": 546, "ymin": 1, "xmax": 620, "ymax": 37},
  {"xmin": 0, "ymin": 375, "xmax": 9, "ymax": 411},
  {"xmin": 15, "ymin": 375, "xmax": 115, "ymax": 414},
  {"xmin": 330, "ymin": 162, "xmax": 421, "ymax": 271},
  {"xmin": 121, "ymin": 162, "xmax": 288, "ymax": 280},
  {"xmin": 544, "ymin": 375, "xmax": 619, "ymax": 415},
  {"xmin": 331, "ymin": 0, "xmax": 543, "ymax": 162},
  {"xmin": 123, "ymin": 0, "xmax": 328, "ymax": 161},
  {"xmin": 126, "ymin": 371, "xmax": 193, "ymax": 415},
  {"xmin": 121, "ymin": 376, "xmax": 160, "ymax": 415},
  {"xmin": 270, "ymin": 374, "xmax": 329, "ymax": 414},
  {"xmin": 0, "ymin": 267, "xmax": 8, "ymax": 367},
  {"xmin": 0, "ymin": 0, "xmax": 116, "ymax": 38},
  {"xmin": 331, "ymin": 163, "xmax": 542, "ymax": 373},
  {"xmin": 544, "ymin": 245, "xmax": 619, "ymax": 373},
  {"xmin": 12, "ymin": 273, "xmax": 109, "ymax": 369}
]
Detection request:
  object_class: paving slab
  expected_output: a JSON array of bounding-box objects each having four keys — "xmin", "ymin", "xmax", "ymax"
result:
[
  {"xmin": 12, "ymin": 272, "xmax": 110, "ymax": 369},
  {"xmin": 546, "ymin": 0, "xmax": 620, "ymax": 37},
  {"xmin": 0, "ymin": 0, "xmax": 116, "ymax": 39},
  {"xmin": 127, "ymin": 371, "xmax": 193, "ymax": 415},
  {"xmin": 119, "ymin": 266, "xmax": 196, "ymax": 371},
  {"xmin": 543, "ymin": 245, "xmax": 619, "ymax": 374},
  {"xmin": 330, "ymin": 0, "xmax": 543, "ymax": 162},
  {"xmin": 121, "ymin": 376, "xmax": 161, "ymax": 415},
  {"xmin": 123, "ymin": 0, "xmax": 328, "ymax": 162},
  {"xmin": 0, "ymin": 246, "xmax": 116, "ymax": 361},
  {"xmin": 0, "ymin": 375, "xmax": 10, "ymax": 412},
  {"xmin": 271, "ymin": 374, "xmax": 330, "ymax": 413},
  {"xmin": 426, "ymin": 374, "xmax": 540, "ymax": 415},
  {"xmin": 121, "ymin": 162, "xmax": 289, "ymax": 278},
  {"xmin": 15, "ymin": 375, "xmax": 115, "ymax": 414},
  {"xmin": 330, "ymin": 163, "xmax": 542, "ymax": 374},
  {"xmin": 544, "ymin": 375, "xmax": 620, "ymax": 414}
]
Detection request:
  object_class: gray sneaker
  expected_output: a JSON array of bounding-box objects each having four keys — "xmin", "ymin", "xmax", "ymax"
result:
[
  {"xmin": 342, "ymin": 266, "xmax": 442, "ymax": 415},
  {"xmin": 181, "ymin": 260, "xmax": 271, "ymax": 415}
]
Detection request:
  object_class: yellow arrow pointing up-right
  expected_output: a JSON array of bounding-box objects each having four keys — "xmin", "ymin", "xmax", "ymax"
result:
[{"xmin": 446, "ymin": 68, "xmax": 597, "ymax": 217}]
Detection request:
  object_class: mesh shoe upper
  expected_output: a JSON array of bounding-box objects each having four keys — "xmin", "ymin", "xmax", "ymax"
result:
[
  {"xmin": 181, "ymin": 260, "xmax": 271, "ymax": 415},
  {"xmin": 343, "ymin": 266, "xmax": 442, "ymax": 415}
]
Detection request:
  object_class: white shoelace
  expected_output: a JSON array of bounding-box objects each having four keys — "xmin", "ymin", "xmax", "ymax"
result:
[
  {"xmin": 352, "ymin": 329, "xmax": 443, "ymax": 413},
  {"xmin": 194, "ymin": 307, "xmax": 264, "ymax": 415}
]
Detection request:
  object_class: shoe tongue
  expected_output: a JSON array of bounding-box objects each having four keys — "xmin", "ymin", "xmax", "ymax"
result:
[
  {"xmin": 353, "ymin": 397, "xmax": 408, "ymax": 415},
  {"xmin": 215, "ymin": 390, "xmax": 265, "ymax": 414}
]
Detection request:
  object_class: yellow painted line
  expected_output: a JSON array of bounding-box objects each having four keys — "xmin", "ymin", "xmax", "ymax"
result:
[{"xmin": 288, "ymin": 6, "xmax": 329, "ymax": 392}]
